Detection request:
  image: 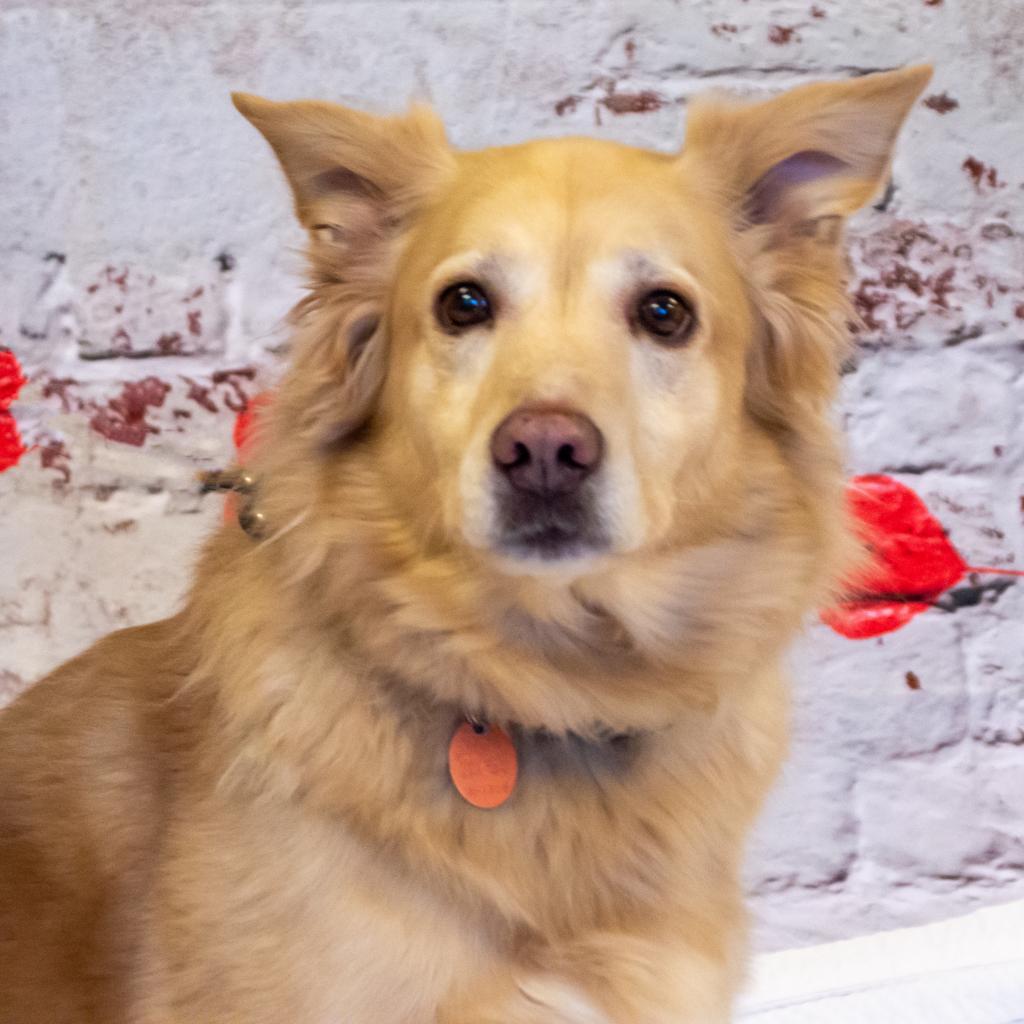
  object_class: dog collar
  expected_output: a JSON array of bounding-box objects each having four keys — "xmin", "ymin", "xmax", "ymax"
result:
[
  {"xmin": 201, "ymin": 467, "xmax": 268, "ymax": 539},
  {"xmin": 447, "ymin": 718, "xmax": 646, "ymax": 810}
]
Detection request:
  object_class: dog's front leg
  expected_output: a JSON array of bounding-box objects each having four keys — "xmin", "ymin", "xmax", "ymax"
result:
[{"xmin": 439, "ymin": 931, "xmax": 735, "ymax": 1024}]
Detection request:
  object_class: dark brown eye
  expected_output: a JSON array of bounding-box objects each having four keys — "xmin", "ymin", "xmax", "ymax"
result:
[
  {"xmin": 436, "ymin": 282, "xmax": 493, "ymax": 332},
  {"xmin": 635, "ymin": 290, "xmax": 697, "ymax": 345}
]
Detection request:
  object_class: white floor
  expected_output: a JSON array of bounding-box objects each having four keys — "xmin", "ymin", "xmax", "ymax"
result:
[{"xmin": 739, "ymin": 898, "xmax": 1024, "ymax": 1022}]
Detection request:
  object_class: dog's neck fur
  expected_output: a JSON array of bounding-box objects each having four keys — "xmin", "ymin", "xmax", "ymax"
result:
[
  {"xmin": 198, "ymin": 496, "xmax": 650, "ymax": 758},
  {"xmin": 190, "ymin": 412, "xmax": 833, "ymax": 742}
]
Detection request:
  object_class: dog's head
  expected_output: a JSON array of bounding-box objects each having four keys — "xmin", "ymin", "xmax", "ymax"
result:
[{"xmin": 234, "ymin": 68, "xmax": 929, "ymax": 579}]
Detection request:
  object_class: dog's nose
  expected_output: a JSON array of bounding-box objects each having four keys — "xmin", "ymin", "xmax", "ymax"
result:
[{"xmin": 490, "ymin": 406, "xmax": 603, "ymax": 496}]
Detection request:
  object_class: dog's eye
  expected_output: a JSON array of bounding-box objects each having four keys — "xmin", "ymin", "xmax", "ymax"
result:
[
  {"xmin": 635, "ymin": 290, "xmax": 697, "ymax": 346},
  {"xmin": 436, "ymin": 282, "xmax": 493, "ymax": 331}
]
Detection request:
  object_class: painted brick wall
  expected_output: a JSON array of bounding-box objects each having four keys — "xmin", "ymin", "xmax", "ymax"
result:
[{"xmin": 2, "ymin": 0, "xmax": 1022, "ymax": 952}]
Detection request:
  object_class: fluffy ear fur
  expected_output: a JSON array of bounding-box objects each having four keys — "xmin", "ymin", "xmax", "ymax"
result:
[
  {"xmin": 684, "ymin": 65, "xmax": 932, "ymax": 226},
  {"xmin": 231, "ymin": 93, "xmax": 453, "ymax": 266},
  {"xmin": 681, "ymin": 66, "xmax": 932, "ymax": 428},
  {"xmin": 232, "ymin": 94, "xmax": 454, "ymax": 447}
]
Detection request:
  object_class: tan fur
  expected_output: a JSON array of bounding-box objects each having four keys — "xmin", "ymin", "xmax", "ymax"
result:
[{"xmin": 0, "ymin": 66, "xmax": 930, "ymax": 1023}]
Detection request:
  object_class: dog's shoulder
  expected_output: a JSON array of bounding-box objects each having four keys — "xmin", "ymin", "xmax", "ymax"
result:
[
  {"xmin": 2, "ymin": 615, "xmax": 193, "ymax": 773},
  {"xmin": 0, "ymin": 616, "xmax": 204, "ymax": 1020},
  {"xmin": 1, "ymin": 614, "xmax": 203, "ymax": 839}
]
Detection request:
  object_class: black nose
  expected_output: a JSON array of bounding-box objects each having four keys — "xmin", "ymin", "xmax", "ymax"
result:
[{"xmin": 490, "ymin": 406, "xmax": 604, "ymax": 496}]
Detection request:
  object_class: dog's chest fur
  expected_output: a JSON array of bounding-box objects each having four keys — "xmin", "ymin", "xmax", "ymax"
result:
[{"xmin": 144, "ymin": 788, "xmax": 498, "ymax": 1022}]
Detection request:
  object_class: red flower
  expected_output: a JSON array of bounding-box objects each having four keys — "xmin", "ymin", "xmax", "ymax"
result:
[
  {"xmin": 823, "ymin": 474, "xmax": 998, "ymax": 639},
  {"xmin": 232, "ymin": 390, "xmax": 274, "ymax": 459},
  {"xmin": 0, "ymin": 351, "xmax": 28, "ymax": 473},
  {"xmin": 0, "ymin": 350, "xmax": 27, "ymax": 409}
]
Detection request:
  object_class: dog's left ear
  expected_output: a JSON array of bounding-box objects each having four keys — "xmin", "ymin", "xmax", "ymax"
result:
[
  {"xmin": 682, "ymin": 66, "xmax": 931, "ymax": 421},
  {"xmin": 683, "ymin": 65, "xmax": 931, "ymax": 233}
]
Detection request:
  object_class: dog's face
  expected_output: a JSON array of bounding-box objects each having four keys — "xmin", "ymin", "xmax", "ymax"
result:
[
  {"xmin": 387, "ymin": 141, "xmax": 751, "ymax": 571},
  {"xmin": 235, "ymin": 66, "xmax": 929, "ymax": 577}
]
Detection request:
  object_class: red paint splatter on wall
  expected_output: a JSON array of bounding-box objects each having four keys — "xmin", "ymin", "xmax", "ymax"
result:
[
  {"xmin": 212, "ymin": 367, "xmax": 256, "ymax": 412},
  {"xmin": 185, "ymin": 379, "xmax": 218, "ymax": 413},
  {"xmin": 156, "ymin": 332, "xmax": 184, "ymax": 355},
  {"xmin": 104, "ymin": 265, "xmax": 130, "ymax": 291},
  {"xmin": 929, "ymin": 266, "xmax": 956, "ymax": 308},
  {"xmin": 0, "ymin": 350, "xmax": 28, "ymax": 472},
  {"xmin": 962, "ymin": 156, "xmax": 1004, "ymax": 191},
  {"xmin": 600, "ymin": 90, "xmax": 666, "ymax": 115},
  {"xmin": 41, "ymin": 377, "xmax": 79, "ymax": 412},
  {"xmin": 924, "ymin": 92, "xmax": 959, "ymax": 114},
  {"xmin": 38, "ymin": 439, "xmax": 72, "ymax": 483},
  {"xmin": 554, "ymin": 76, "xmax": 672, "ymax": 121},
  {"xmin": 768, "ymin": 24, "xmax": 799, "ymax": 44},
  {"xmin": 103, "ymin": 519, "xmax": 137, "ymax": 534},
  {"xmin": 89, "ymin": 377, "xmax": 171, "ymax": 446},
  {"xmin": 851, "ymin": 279, "xmax": 889, "ymax": 331},
  {"xmin": 853, "ymin": 239, "xmax": 966, "ymax": 334}
]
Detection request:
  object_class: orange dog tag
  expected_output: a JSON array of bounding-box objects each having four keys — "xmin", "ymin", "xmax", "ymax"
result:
[{"xmin": 448, "ymin": 721, "xmax": 518, "ymax": 809}]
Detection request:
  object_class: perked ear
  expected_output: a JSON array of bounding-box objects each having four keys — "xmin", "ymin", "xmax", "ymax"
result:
[
  {"xmin": 682, "ymin": 65, "xmax": 932, "ymax": 233},
  {"xmin": 231, "ymin": 95, "xmax": 454, "ymax": 451},
  {"xmin": 231, "ymin": 93, "xmax": 454, "ymax": 263},
  {"xmin": 681, "ymin": 67, "xmax": 931, "ymax": 429}
]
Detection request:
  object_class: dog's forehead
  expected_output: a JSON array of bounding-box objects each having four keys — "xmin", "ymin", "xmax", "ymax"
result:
[
  {"xmin": 456, "ymin": 138, "xmax": 685, "ymax": 219},
  {"xmin": 423, "ymin": 137, "xmax": 713, "ymax": 277}
]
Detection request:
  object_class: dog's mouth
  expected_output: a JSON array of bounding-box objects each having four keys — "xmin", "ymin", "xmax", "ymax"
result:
[{"xmin": 491, "ymin": 484, "xmax": 609, "ymax": 562}]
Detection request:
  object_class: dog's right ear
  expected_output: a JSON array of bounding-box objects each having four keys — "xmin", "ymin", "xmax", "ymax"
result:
[
  {"xmin": 232, "ymin": 94, "xmax": 453, "ymax": 270},
  {"xmin": 232, "ymin": 95, "xmax": 454, "ymax": 450}
]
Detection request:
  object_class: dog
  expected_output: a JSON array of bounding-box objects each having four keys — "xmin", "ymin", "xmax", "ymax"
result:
[{"xmin": 0, "ymin": 65, "xmax": 930, "ymax": 1022}]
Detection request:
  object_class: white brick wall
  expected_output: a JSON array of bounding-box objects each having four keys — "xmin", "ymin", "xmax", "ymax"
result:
[{"xmin": 2, "ymin": 0, "xmax": 1022, "ymax": 952}]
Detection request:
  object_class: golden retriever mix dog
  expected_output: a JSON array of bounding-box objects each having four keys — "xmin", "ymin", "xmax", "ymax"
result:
[{"xmin": 0, "ymin": 65, "xmax": 930, "ymax": 1022}]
